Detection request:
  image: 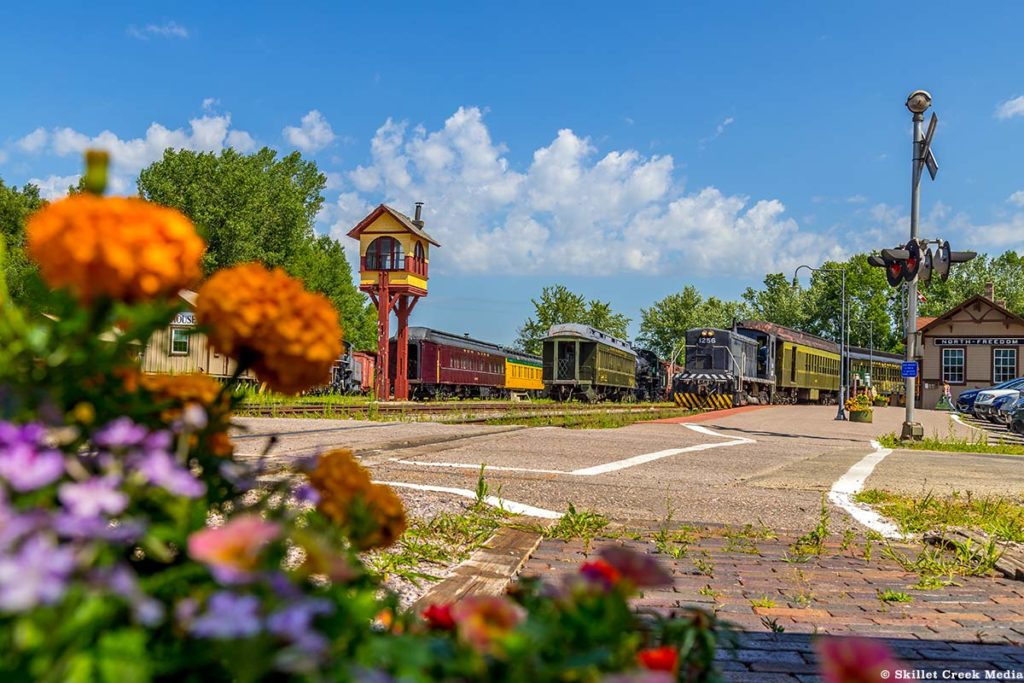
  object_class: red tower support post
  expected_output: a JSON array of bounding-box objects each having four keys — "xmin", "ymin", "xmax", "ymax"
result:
[
  {"xmin": 392, "ymin": 295, "xmax": 420, "ymax": 400},
  {"xmin": 374, "ymin": 272, "xmax": 391, "ymax": 400}
]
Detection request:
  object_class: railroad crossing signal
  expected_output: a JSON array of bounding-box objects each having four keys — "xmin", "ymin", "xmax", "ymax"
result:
[
  {"xmin": 868, "ymin": 240, "xmax": 975, "ymax": 286},
  {"xmin": 921, "ymin": 113, "xmax": 939, "ymax": 181}
]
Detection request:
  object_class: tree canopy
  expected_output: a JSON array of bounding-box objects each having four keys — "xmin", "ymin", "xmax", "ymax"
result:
[
  {"xmin": 515, "ymin": 285, "xmax": 630, "ymax": 355},
  {"xmin": 637, "ymin": 286, "xmax": 748, "ymax": 360},
  {"xmin": 0, "ymin": 180, "xmax": 46, "ymax": 309},
  {"xmin": 137, "ymin": 148, "xmax": 376, "ymax": 350}
]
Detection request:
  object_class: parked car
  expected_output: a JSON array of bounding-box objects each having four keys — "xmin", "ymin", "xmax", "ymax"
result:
[
  {"xmin": 959, "ymin": 377, "xmax": 1024, "ymax": 414},
  {"xmin": 992, "ymin": 393, "xmax": 1022, "ymax": 425},
  {"xmin": 972, "ymin": 377, "xmax": 1024, "ymax": 419},
  {"xmin": 1010, "ymin": 404, "xmax": 1024, "ymax": 436}
]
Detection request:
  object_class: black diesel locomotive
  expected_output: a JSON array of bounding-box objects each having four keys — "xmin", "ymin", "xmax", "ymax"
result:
[{"xmin": 672, "ymin": 327, "xmax": 774, "ymax": 409}]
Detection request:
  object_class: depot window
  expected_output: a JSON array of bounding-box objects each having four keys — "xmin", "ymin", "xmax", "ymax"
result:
[
  {"xmin": 170, "ymin": 328, "xmax": 190, "ymax": 356},
  {"xmin": 941, "ymin": 348, "xmax": 965, "ymax": 384},
  {"xmin": 993, "ymin": 348, "xmax": 1017, "ymax": 384}
]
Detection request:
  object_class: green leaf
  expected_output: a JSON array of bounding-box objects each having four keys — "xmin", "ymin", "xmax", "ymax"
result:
[{"xmin": 97, "ymin": 629, "xmax": 151, "ymax": 683}]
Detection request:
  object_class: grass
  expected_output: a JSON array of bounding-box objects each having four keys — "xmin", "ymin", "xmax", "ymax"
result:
[
  {"xmin": 877, "ymin": 428, "xmax": 1024, "ymax": 456},
  {"xmin": 544, "ymin": 503, "xmax": 610, "ymax": 552},
  {"xmin": 484, "ymin": 407, "xmax": 695, "ymax": 429},
  {"xmin": 790, "ymin": 494, "xmax": 830, "ymax": 557},
  {"xmin": 367, "ymin": 504, "xmax": 507, "ymax": 586},
  {"xmin": 877, "ymin": 589, "xmax": 913, "ymax": 604},
  {"xmin": 854, "ymin": 489, "xmax": 1024, "ymax": 542}
]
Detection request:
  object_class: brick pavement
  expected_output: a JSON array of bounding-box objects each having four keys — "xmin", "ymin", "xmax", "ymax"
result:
[{"xmin": 519, "ymin": 528, "xmax": 1024, "ymax": 681}]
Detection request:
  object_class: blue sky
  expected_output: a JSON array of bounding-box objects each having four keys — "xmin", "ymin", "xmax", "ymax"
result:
[{"xmin": 2, "ymin": 2, "xmax": 1023, "ymax": 344}]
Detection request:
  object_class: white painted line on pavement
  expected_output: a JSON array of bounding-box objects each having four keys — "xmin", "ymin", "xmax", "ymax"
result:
[
  {"xmin": 393, "ymin": 460, "xmax": 567, "ymax": 475},
  {"xmin": 384, "ymin": 423, "xmax": 756, "ymax": 478},
  {"xmin": 569, "ymin": 425, "xmax": 753, "ymax": 476},
  {"xmin": 376, "ymin": 480, "xmax": 563, "ymax": 519},
  {"xmin": 827, "ymin": 440, "xmax": 905, "ymax": 540}
]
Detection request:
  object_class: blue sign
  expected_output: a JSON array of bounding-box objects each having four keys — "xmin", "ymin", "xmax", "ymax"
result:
[{"xmin": 901, "ymin": 362, "xmax": 918, "ymax": 378}]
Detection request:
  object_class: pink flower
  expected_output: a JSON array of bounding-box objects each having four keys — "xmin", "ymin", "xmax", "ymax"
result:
[
  {"xmin": 188, "ymin": 514, "xmax": 280, "ymax": 584},
  {"xmin": 816, "ymin": 636, "xmax": 906, "ymax": 683},
  {"xmin": 597, "ymin": 546, "xmax": 672, "ymax": 589},
  {"xmin": 450, "ymin": 595, "xmax": 526, "ymax": 653}
]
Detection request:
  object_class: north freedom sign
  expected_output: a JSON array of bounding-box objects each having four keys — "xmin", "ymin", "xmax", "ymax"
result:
[{"xmin": 933, "ymin": 337, "xmax": 1024, "ymax": 346}]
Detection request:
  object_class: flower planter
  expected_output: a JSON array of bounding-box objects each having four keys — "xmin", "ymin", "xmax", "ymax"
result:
[{"xmin": 849, "ymin": 410, "xmax": 873, "ymax": 423}]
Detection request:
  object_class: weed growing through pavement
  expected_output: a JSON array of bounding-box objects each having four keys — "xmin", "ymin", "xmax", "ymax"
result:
[
  {"xmin": 749, "ymin": 595, "xmax": 776, "ymax": 609},
  {"xmin": 699, "ymin": 584, "xmax": 722, "ymax": 599},
  {"xmin": 484, "ymin": 407, "xmax": 696, "ymax": 429},
  {"xmin": 545, "ymin": 503, "xmax": 609, "ymax": 552},
  {"xmin": 839, "ymin": 528, "xmax": 857, "ymax": 552},
  {"xmin": 855, "ymin": 489, "xmax": 1024, "ymax": 542},
  {"xmin": 877, "ymin": 589, "xmax": 913, "ymax": 605},
  {"xmin": 863, "ymin": 538, "xmax": 873, "ymax": 563},
  {"xmin": 761, "ymin": 616, "xmax": 785, "ymax": 634},
  {"xmin": 881, "ymin": 536, "xmax": 1003, "ymax": 584},
  {"xmin": 791, "ymin": 590, "xmax": 814, "ymax": 608},
  {"xmin": 791, "ymin": 494, "xmax": 830, "ymax": 557},
  {"xmin": 693, "ymin": 553, "xmax": 715, "ymax": 577}
]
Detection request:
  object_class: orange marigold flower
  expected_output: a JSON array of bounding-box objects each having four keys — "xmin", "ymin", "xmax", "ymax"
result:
[
  {"xmin": 195, "ymin": 263, "xmax": 342, "ymax": 395},
  {"xmin": 26, "ymin": 195, "xmax": 204, "ymax": 304},
  {"xmin": 637, "ymin": 647, "xmax": 679, "ymax": 673},
  {"xmin": 307, "ymin": 450, "xmax": 407, "ymax": 550}
]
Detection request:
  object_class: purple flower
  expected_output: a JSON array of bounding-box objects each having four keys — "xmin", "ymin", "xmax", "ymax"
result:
[
  {"xmin": 0, "ymin": 534, "xmax": 76, "ymax": 611},
  {"xmin": 267, "ymin": 598, "xmax": 332, "ymax": 644},
  {"xmin": 189, "ymin": 591, "xmax": 262, "ymax": 639},
  {"xmin": 291, "ymin": 483, "xmax": 320, "ymax": 506},
  {"xmin": 53, "ymin": 514, "xmax": 143, "ymax": 543},
  {"xmin": 93, "ymin": 417, "xmax": 148, "ymax": 450},
  {"xmin": 136, "ymin": 451, "xmax": 205, "ymax": 498},
  {"xmin": 143, "ymin": 430, "xmax": 173, "ymax": 452},
  {"xmin": 97, "ymin": 565, "xmax": 165, "ymax": 626},
  {"xmin": 58, "ymin": 477, "xmax": 127, "ymax": 517},
  {"xmin": 0, "ymin": 422, "xmax": 65, "ymax": 492}
]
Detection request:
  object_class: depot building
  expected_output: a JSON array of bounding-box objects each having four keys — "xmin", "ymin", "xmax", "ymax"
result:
[{"xmin": 915, "ymin": 283, "xmax": 1024, "ymax": 408}]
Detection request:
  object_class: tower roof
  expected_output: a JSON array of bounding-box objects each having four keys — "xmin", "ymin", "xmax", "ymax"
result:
[{"xmin": 346, "ymin": 203, "xmax": 440, "ymax": 246}]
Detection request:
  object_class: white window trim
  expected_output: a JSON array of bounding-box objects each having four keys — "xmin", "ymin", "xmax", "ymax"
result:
[
  {"xmin": 170, "ymin": 327, "xmax": 190, "ymax": 356},
  {"xmin": 993, "ymin": 348, "xmax": 1017, "ymax": 384},
  {"xmin": 941, "ymin": 348, "xmax": 965, "ymax": 384}
]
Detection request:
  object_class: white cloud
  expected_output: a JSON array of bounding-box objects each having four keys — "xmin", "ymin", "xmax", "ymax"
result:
[
  {"xmin": 28, "ymin": 174, "xmax": 81, "ymax": 200},
  {"xmin": 17, "ymin": 127, "xmax": 48, "ymax": 153},
  {"xmin": 46, "ymin": 110, "xmax": 256, "ymax": 193},
  {"xmin": 128, "ymin": 21, "xmax": 189, "ymax": 40},
  {"xmin": 336, "ymin": 106, "xmax": 834, "ymax": 276},
  {"xmin": 202, "ymin": 97, "xmax": 219, "ymax": 111},
  {"xmin": 700, "ymin": 116, "xmax": 735, "ymax": 147},
  {"xmin": 995, "ymin": 96, "xmax": 1024, "ymax": 120},
  {"xmin": 283, "ymin": 110, "xmax": 336, "ymax": 152},
  {"xmin": 1009, "ymin": 190, "xmax": 1024, "ymax": 207}
]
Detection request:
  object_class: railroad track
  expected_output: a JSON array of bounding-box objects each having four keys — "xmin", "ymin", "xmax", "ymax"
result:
[{"xmin": 238, "ymin": 401, "xmax": 686, "ymax": 422}]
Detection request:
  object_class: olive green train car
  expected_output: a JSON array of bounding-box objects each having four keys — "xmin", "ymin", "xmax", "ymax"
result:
[
  {"xmin": 542, "ymin": 323, "xmax": 636, "ymax": 401},
  {"xmin": 777, "ymin": 341, "xmax": 841, "ymax": 402}
]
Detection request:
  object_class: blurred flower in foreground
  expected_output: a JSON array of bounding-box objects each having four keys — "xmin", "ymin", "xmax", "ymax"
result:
[
  {"xmin": 597, "ymin": 546, "xmax": 673, "ymax": 589},
  {"xmin": 196, "ymin": 263, "xmax": 342, "ymax": 395},
  {"xmin": 636, "ymin": 646, "xmax": 679, "ymax": 673},
  {"xmin": 0, "ymin": 422, "xmax": 65, "ymax": 492},
  {"xmin": 579, "ymin": 558, "xmax": 622, "ymax": 590},
  {"xmin": 817, "ymin": 636, "xmax": 906, "ymax": 683},
  {"xmin": 188, "ymin": 514, "xmax": 281, "ymax": 583},
  {"xmin": 189, "ymin": 591, "xmax": 262, "ymax": 639},
  {"xmin": 602, "ymin": 673, "xmax": 675, "ymax": 683},
  {"xmin": 26, "ymin": 194, "xmax": 204, "ymax": 304},
  {"xmin": 0, "ymin": 534, "xmax": 76, "ymax": 611},
  {"xmin": 421, "ymin": 603, "xmax": 456, "ymax": 631},
  {"xmin": 451, "ymin": 595, "xmax": 526, "ymax": 654}
]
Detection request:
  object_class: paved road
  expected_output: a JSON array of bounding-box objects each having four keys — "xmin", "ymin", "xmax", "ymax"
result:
[{"xmin": 234, "ymin": 405, "xmax": 1022, "ymax": 532}]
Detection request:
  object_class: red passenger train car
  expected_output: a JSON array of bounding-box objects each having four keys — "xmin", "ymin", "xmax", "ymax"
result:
[{"xmin": 389, "ymin": 327, "xmax": 506, "ymax": 399}]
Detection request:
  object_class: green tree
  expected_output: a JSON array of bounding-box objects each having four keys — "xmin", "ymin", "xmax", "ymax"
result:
[
  {"xmin": 637, "ymin": 286, "xmax": 748, "ymax": 360},
  {"xmin": 138, "ymin": 148, "xmax": 324, "ymax": 274},
  {"xmin": 138, "ymin": 148, "xmax": 374, "ymax": 349},
  {"xmin": 742, "ymin": 273, "xmax": 807, "ymax": 329},
  {"xmin": 515, "ymin": 284, "xmax": 630, "ymax": 355},
  {"xmin": 800, "ymin": 255, "xmax": 902, "ymax": 353},
  {"xmin": 0, "ymin": 180, "xmax": 47, "ymax": 310},
  {"xmin": 918, "ymin": 250, "xmax": 1024, "ymax": 316}
]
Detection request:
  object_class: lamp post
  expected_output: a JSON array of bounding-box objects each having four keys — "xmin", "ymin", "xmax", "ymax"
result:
[
  {"xmin": 901, "ymin": 89, "xmax": 932, "ymax": 441},
  {"xmin": 794, "ymin": 264, "xmax": 848, "ymax": 420},
  {"xmin": 851, "ymin": 320, "xmax": 875, "ymax": 389}
]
